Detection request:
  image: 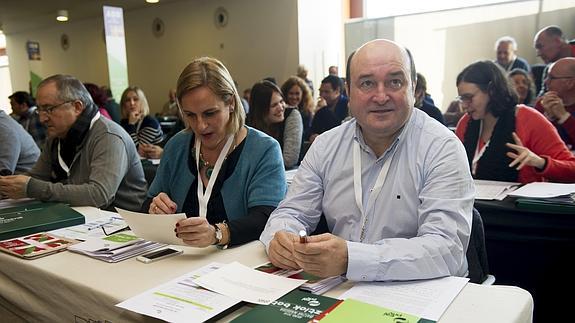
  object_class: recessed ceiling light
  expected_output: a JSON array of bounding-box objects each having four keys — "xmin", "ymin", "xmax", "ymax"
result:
[
  {"xmin": 146, "ymin": 0, "xmax": 160, "ymax": 3},
  {"xmin": 57, "ymin": 10, "xmax": 69, "ymax": 22}
]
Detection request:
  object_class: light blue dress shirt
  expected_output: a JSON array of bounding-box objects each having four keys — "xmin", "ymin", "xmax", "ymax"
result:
[{"xmin": 260, "ymin": 108, "xmax": 475, "ymax": 282}]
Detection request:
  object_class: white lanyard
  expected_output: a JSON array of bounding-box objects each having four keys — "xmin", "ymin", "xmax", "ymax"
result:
[
  {"xmin": 353, "ymin": 139, "xmax": 396, "ymax": 242},
  {"xmin": 57, "ymin": 112, "xmax": 100, "ymax": 176},
  {"xmin": 195, "ymin": 135, "xmax": 234, "ymax": 218},
  {"xmin": 471, "ymin": 121, "xmax": 489, "ymax": 176}
]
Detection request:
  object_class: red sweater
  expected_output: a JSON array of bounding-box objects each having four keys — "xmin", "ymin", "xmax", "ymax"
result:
[{"xmin": 456, "ymin": 105, "xmax": 575, "ymax": 183}]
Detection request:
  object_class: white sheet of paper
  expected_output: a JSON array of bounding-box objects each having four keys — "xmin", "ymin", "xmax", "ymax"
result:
[
  {"xmin": 508, "ymin": 182, "xmax": 575, "ymax": 198},
  {"xmin": 49, "ymin": 215, "xmax": 127, "ymax": 241},
  {"xmin": 117, "ymin": 262, "xmax": 240, "ymax": 323},
  {"xmin": 115, "ymin": 208, "xmax": 186, "ymax": 245},
  {"xmin": 474, "ymin": 180, "xmax": 520, "ymax": 200},
  {"xmin": 338, "ymin": 276, "xmax": 469, "ymax": 321},
  {"xmin": 194, "ymin": 261, "xmax": 307, "ymax": 305}
]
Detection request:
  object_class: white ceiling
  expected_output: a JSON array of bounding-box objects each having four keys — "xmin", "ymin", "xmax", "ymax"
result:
[{"xmin": 0, "ymin": 0, "xmax": 179, "ymax": 34}]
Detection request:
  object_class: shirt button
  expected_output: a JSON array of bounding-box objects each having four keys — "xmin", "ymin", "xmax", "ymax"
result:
[{"xmin": 362, "ymin": 275, "xmax": 367, "ymax": 280}]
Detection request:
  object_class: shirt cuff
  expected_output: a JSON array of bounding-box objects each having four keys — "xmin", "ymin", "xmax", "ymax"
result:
[
  {"xmin": 558, "ymin": 112, "xmax": 571, "ymax": 125},
  {"xmin": 345, "ymin": 241, "xmax": 381, "ymax": 281}
]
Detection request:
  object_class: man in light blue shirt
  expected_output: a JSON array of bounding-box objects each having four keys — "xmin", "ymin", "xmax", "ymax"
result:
[{"xmin": 260, "ymin": 39, "xmax": 475, "ymax": 281}]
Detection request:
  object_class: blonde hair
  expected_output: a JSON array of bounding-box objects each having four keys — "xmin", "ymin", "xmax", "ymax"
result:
[
  {"xmin": 120, "ymin": 86, "xmax": 150, "ymax": 120},
  {"xmin": 176, "ymin": 57, "xmax": 245, "ymax": 134}
]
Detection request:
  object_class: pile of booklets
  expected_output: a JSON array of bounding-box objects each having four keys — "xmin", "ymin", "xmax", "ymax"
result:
[
  {"xmin": 68, "ymin": 232, "xmax": 166, "ymax": 263},
  {"xmin": 0, "ymin": 232, "xmax": 77, "ymax": 259},
  {"xmin": 255, "ymin": 263, "xmax": 346, "ymax": 295}
]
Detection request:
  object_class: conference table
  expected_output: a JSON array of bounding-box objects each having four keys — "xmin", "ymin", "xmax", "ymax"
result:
[
  {"xmin": 0, "ymin": 206, "xmax": 533, "ymax": 322},
  {"xmin": 475, "ymin": 196, "xmax": 574, "ymax": 323}
]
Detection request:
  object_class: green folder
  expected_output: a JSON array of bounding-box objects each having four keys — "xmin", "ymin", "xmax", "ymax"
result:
[
  {"xmin": 515, "ymin": 197, "xmax": 575, "ymax": 214},
  {"xmin": 0, "ymin": 202, "xmax": 85, "ymax": 241},
  {"xmin": 231, "ymin": 289, "xmax": 341, "ymax": 323},
  {"xmin": 317, "ymin": 298, "xmax": 435, "ymax": 323}
]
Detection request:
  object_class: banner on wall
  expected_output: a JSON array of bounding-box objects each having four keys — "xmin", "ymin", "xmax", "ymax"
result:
[
  {"xmin": 103, "ymin": 6, "xmax": 129, "ymax": 102},
  {"xmin": 26, "ymin": 41, "xmax": 43, "ymax": 97}
]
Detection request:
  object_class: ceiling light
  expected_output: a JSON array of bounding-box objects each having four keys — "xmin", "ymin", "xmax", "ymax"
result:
[
  {"xmin": 57, "ymin": 10, "xmax": 69, "ymax": 22},
  {"xmin": 146, "ymin": 0, "xmax": 160, "ymax": 3}
]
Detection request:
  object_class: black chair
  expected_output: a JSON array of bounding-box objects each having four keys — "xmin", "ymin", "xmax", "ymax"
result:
[{"xmin": 466, "ymin": 208, "xmax": 493, "ymax": 284}]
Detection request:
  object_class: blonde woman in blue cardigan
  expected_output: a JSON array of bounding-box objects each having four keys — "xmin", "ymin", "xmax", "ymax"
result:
[{"xmin": 144, "ymin": 57, "xmax": 286, "ymax": 249}]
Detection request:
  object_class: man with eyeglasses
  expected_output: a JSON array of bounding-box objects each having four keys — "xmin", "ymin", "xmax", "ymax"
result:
[
  {"xmin": 0, "ymin": 75, "xmax": 147, "ymax": 212},
  {"xmin": 533, "ymin": 25, "xmax": 575, "ymax": 97},
  {"xmin": 536, "ymin": 57, "xmax": 575, "ymax": 149},
  {"xmin": 8, "ymin": 91, "xmax": 46, "ymax": 148}
]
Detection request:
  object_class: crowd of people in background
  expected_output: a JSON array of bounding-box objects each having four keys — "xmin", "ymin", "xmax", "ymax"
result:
[{"xmin": 0, "ymin": 24, "xmax": 574, "ymax": 278}]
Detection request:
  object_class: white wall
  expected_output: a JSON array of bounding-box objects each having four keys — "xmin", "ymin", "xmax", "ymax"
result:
[
  {"xmin": 5, "ymin": 0, "xmax": 299, "ymax": 114},
  {"xmin": 298, "ymin": 0, "xmax": 345, "ymax": 96},
  {"xmin": 345, "ymin": 0, "xmax": 575, "ymax": 110}
]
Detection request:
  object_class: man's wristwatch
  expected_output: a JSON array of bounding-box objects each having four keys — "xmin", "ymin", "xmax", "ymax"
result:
[{"xmin": 213, "ymin": 224, "xmax": 223, "ymax": 245}]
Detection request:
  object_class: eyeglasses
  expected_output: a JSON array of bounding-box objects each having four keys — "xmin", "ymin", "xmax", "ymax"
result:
[
  {"xmin": 101, "ymin": 225, "xmax": 131, "ymax": 236},
  {"xmin": 456, "ymin": 90, "xmax": 480, "ymax": 104},
  {"xmin": 35, "ymin": 100, "xmax": 74, "ymax": 115},
  {"xmin": 545, "ymin": 75, "xmax": 575, "ymax": 81}
]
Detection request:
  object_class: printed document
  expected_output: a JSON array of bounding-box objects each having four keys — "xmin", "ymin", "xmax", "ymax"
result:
[
  {"xmin": 115, "ymin": 208, "xmax": 186, "ymax": 245},
  {"xmin": 195, "ymin": 261, "xmax": 307, "ymax": 305},
  {"xmin": 474, "ymin": 180, "xmax": 520, "ymax": 200},
  {"xmin": 338, "ymin": 276, "xmax": 469, "ymax": 321},
  {"xmin": 117, "ymin": 262, "xmax": 240, "ymax": 323},
  {"xmin": 508, "ymin": 182, "xmax": 575, "ymax": 198}
]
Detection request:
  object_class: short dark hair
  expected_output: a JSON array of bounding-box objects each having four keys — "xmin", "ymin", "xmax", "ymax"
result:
[
  {"xmin": 321, "ymin": 75, "xmax": 342, "ymax": 92},
  {"xmin": 543, "ymin": 25, "xmax": 565, "ymax": 41},
  {"xmin": 456, "ymin": 60, "xmax": 518, "ymax": 117},
  {"xmin": 345, "ymin": 50, "xmax": 356, "ymax": 89},
  {"xmin": 8, "ymin": 91, "xmax": 35, "ymax": 107}
]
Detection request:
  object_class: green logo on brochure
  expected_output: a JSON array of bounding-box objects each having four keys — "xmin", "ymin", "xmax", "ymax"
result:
[{"xmin": 103, "ymin": 233, "xmax": 138, "ymax": 243}]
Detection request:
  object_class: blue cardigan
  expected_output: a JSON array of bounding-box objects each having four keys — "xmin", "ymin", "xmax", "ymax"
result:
[{"xmin": 148, "ymin": 126, "xmax": 287, "ymax": 220}]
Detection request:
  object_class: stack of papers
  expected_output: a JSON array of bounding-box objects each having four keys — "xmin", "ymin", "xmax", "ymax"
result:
[
  {"xmin": 68, "ymin": 232, "xmax": 165, "ymax": 263},
  {"xmin": 255, "ymin": 263, "xmax": 346, "ymax": 295},
  {"xmin": 474, "ymin": 180, "xmax": 520, "ymax": 200},
  {"xmin": 49, "ymin": 215, "xmax": 128, "ymax": 241},
  {"xmin": 337, "ymin": 276, "xmax": 469, "ymax": 322},
  {"xmin": 117, "ymin": 262, "xmax": 241, "ymax": 323},
  {"xmin": 508, "ymin": 182, "xmax": 575, "ymax": 199}
]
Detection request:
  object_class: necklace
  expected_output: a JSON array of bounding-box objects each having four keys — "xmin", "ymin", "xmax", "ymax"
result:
[{"xmin": 194, "ymin": 143, "xmax": 238, "ymax": 180}]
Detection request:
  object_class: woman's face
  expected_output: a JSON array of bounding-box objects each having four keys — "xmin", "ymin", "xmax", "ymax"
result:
[
  {"xmin": 124, "ymin": 91, "xmax": 141, "ymax": 113},
  {"xmin": 457, "ymin": 81, "xmax": 490, "ymax": 120},
  {"xmin": 510, "ymin": 74, "xmax": 529, "ymax": 103},
  {"xmin": 180, "ymin": 86, "xmax": 232, "ymax": 150},
  {"xmin": 286, "ymin": 84, "xmax": 303, "ymax": 107},
  {"xmin": 265, "ymin": 91, "xmax": 285, "ymax": 125}
]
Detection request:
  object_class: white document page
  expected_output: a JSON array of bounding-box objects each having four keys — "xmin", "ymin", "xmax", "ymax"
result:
[
  {"xmin": 117, "ymin": 262, "xmax": 240, "ymax": 323},
  {"xmin": 338, "ymin": 276, "xmax": 469, "ymax": 321},
  {"xmin": 194, "ymin": 261, "xmax": 307, "ymax": 305},
  {"xmin": 49, "ymin": 215, "xmax": 127, "ymax": 241},
  {"xmin": 508, "ymin": 182, "xmax": 575, "ymax": 198},
  {"xmin": 115, "ymin": 208, "xmax": 186, "ymax": 245},
  {"xmin": 474, "ymin": 180, "xmax": 520, "ymax": 200}
]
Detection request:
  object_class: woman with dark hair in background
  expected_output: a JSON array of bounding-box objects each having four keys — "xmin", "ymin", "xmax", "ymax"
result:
[
  {"xmin": 281, "ymin": 76, "xmax": 314, "ymax": 142},
  {"xmin": 83, "ymin": 83, "xmax": 112, "ymax": 120},
  {"xmin": 248, "ymin": 80, "xmax": 303, "ymax": 169},
  {"xmin": 455, "ymin": 60, "xmax": 575, "ymax": 183},
  {"xmin": 508, "ymin": 68, "xmax": 536, "ymax": 106}
]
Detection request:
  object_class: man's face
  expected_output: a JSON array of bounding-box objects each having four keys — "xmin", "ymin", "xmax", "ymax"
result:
[
  {"xmin": 535, "ymin": 32, "xmax": 561, "ymax": 64},
  {"xmin": 348, "ymin": 40, "xmax": 414, "ymax": 140},
  {"xmin": 496, "ymin": 42, "xmax": 514, "ymax": 66},
  {"xmin": 9, "ymin": 98, "xmax": 27, "ymax": 116},
  {"xmin": 319, "ymin": 82, "xmax": 340, "ymax": 107},
  {"xmin": 36, "ymin": 82, "xmax": 82, "ymax": 139},
  {"xmin": 545, "ymin": 61, "xmax": 575, "ymax": 98}
]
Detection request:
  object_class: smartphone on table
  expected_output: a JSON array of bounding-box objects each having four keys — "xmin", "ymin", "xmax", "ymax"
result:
[{"xmin": 136, "ymin": 248, "xmax": 183, "ymax": 263}]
